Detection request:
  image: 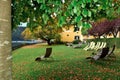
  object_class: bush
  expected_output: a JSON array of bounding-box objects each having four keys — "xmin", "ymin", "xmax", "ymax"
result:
[
  {"xmin": 72, "ymin": 40, "xmax": 81, "ymax": 44},
  {"xmin": 55, "ymin": 41, "xmax": 64, "ymax": 44}
]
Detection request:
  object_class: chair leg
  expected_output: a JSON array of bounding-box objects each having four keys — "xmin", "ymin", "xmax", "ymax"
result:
[{"xmin": 35, "ymin": 57, "xmax": 41, "ymax": 61}]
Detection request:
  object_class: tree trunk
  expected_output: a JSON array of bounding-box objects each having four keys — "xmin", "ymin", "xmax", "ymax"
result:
[
  {"xmin": 98, "ymin": 36, "xmax": 101, "ymax": 39},
  {"xmin": 47, "ymin": 39, "xmax": 52, "ymax": 45},
  {"xmin": 112, "ymin": 32, "xmax": 117, "ymax": 38},
  {"xmin": 0, "ymin": 0, "xmax": 12, "ymax": 80},
  {"xmin": 112, "ymin": 28, "xmax": 119, "ymax": 38}
]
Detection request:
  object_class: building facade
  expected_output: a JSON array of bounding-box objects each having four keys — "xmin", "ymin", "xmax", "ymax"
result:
[{"xmin": 60, "ymin": 25, "xmax": 83, "ymax": 42}]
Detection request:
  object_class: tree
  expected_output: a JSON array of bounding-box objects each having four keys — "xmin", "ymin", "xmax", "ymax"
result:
[
  {"xmin": 88, "ymin": 18, "xmax": 113, "ymax": 38},
  {"xmin": 106, "ymin": 0, "xmax": 120, "ymax": 19},
  {"xmin": 22, "ymin": 25, "xmax": 62, "ymax": 45},
  {"xmin": 12, "ymin": 0, "xmax": 120, "ymax": 32},
  {"xmin": 88, "ymin": 17, "xmax": 120, "ymax": 38},
  {"xmin": 34, "ymin": 25, "xmax": 62, "ymax": 45},
  {"xmin": 111, "ymin": 18, "xmax": 120, "ymax": 37},
  {"xmin": 0, "ymin": 0, "xmax": 12, "ymax": 80},
  {"xmin": 21, "ymin": 28, "xmax": 34, "ymax": 40}
]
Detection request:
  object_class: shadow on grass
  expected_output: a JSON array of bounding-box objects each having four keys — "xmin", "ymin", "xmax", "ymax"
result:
[
  {"xmin": 35, "ymin": 59, "xmax": 64, "ymax": 63},
  {"xmin": 86, "ymin": 57, "xmax": 117, "ymax": 67}
]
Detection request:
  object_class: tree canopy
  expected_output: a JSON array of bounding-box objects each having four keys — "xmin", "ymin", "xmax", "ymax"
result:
[
  {"xmin": 88, "ymin": 18, "xmax": 120, "ymax": 38},
  {"xmin": 12, "ymin": 0, "xmax": 120, "ymax": 30},
  {"xmin": 88, "ymin": 18, "xmax": 113, "ymax": 38}
]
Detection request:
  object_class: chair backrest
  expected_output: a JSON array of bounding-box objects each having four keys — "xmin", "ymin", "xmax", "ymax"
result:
[
  {"xmin": 102, "ymin": 42, "xmax": 106, "ymax": 48},
  {"xmin": 84, "ymin": 42, "xmax": 93, "ymax": 50},
  {"xmin": 95, "ymin": 42, "xmax": 101, "ymax": 50},
  {"xmin": 100, "ymin": 47, "xmax": 109, "ymax": 58},
  {"xmin": 83, "ymin": 43, "xmax": 90, "ymax": 50},
  {"xmin": 110, "ymin": 45, "xmax": 115, "ymax": 54},
  {"xmin": 106, "ymin": 45, "xmax": 115, "ymax": 57},
  {"xmin": 44, "ymin": 47, "xmax": 52, "ymax": 58},
  {"xmin": 99, "ymin": 42, "xmax": 104, "ymax": 49}
]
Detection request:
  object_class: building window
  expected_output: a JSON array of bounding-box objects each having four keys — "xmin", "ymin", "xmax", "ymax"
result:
[
  {"xmin": 74, "ymin": 36, "xmax": 79, "ymax": 40},
  {"xmin": 67, "ymin": 34, "xmax": 69, "ymax": 36},
  {"xmin": 74, "ymin": 26, "xmax": 79, "ymax": 32}
]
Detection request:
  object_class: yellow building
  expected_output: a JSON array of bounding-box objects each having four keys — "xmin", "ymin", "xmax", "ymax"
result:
[
  {"xmin": 60, "ymin": 25, "xmax": 120, "ymax": 42},
  {"xmin": 60, "ymin": 25, "xmax": 83, "ymax": 42}
]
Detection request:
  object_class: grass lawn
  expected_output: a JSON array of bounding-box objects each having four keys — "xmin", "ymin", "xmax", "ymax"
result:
[{"xmin": 12, "ymin": 44, "xmax": 120, "ymax": 80}]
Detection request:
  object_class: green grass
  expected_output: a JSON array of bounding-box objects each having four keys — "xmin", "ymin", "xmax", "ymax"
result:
[{"xmin": 12, "ymin": 44, "xmax": 120, "ymax": 80}]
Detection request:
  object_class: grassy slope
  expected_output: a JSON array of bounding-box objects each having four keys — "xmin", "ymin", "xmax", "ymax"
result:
[{"xmin": 12, "ymin": 44, "xmax": 120, "ymax": 80}]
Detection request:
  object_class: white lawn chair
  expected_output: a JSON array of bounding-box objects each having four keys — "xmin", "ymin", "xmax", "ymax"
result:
[
  {"xmin": 102, "ymin": 42, "xmax": 106, "ymax": 48},
  {"xmin": 83, "ymin": 43, "xmax": 90, "ymax": 50},
  {"xmin": 98, "ymin": 42, "xmax": 104, "ymax": 49},
  {"xmin": 86, "ymin": 47, "xmax": 109, "ymax": 60},
  {"xmin": 105, "ymin": 45, "xmax": 115, "ymax": 58},
  {"xmin": 84, "ymin": 41, "xmax": 94, "ymax": 51},
  {"xmin": 94, "ymin": 42, "xmax": 101, "ymax": 50},
  {"xmin": 90, "ymin": 42, "xmax": 96, "ymax": 50}
]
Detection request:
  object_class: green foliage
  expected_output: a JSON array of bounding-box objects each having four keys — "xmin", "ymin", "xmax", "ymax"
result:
[
  {"xmin": 72, "ymin": 39, "xmax": 81, "ymax": 44},
  {"xmin": 81, "ymin": 27, "xmax": 89, "ymax": 35},
  {"xmin": 21, "ymin": 28, "xmax": 34, "ymax": 40},
  {"xmin": 74, "ymin": 16, "xmax": 82, "ymax": 23},
  {"xmin": 82, "ymin": 9, "xmax": 88, "ymax": 17},
  {"xmin": 42, "ymin": 14, "xmax": 49, "ymax": 24},
  {"xmin": 106, "ymin": 0, "xmax": 120, "ymax": 19},
  {"xmin": 58, "ymin": 16, "xmax": 66, "ymax": 27},
  {"xmin": 12, "ymin": 0, "xmax": 120, "ymax": 31},
  {"xmin": 36, "ymin": 0, "xmax": 45, "ymax": 4},
  {"xmin": 93, "ymin": 0, "xmax": 98, "ymax": 3},
  {"xmin": 33, "ymin": 24, "xmax": 62, "ymax": 45},
  {"xmin": 83, "ymin": 22, "xmax": 92, "ymax": 28}
]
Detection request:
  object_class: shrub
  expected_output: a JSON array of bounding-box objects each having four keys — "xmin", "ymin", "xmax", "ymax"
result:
[{"xmin": 72, "ymin": 40, "xmax": 81, "ymax": 44}]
